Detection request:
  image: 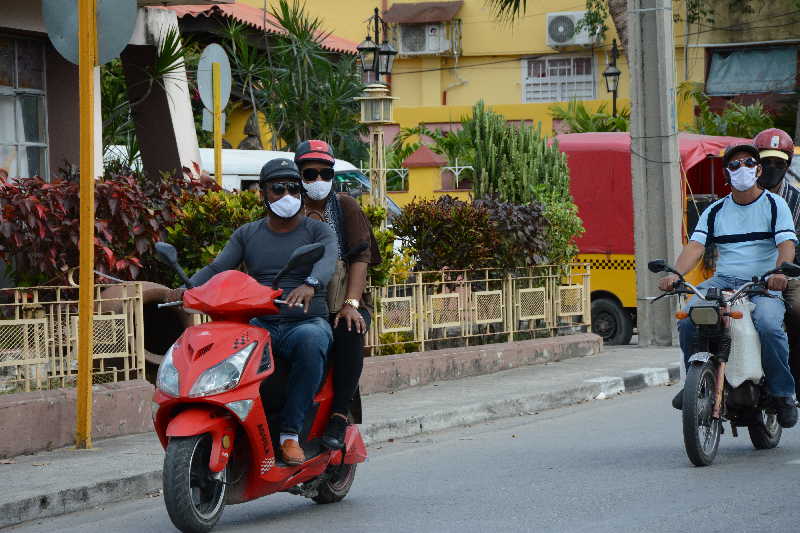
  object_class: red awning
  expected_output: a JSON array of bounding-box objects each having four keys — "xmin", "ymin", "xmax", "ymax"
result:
[
  {"xmin": 383, "ymin": 1, "xmax": 464, "ymax": 24},
  {"xmin": 554, "ymin": 132, "xmax": 750, "ymax": 255},
  {"xmin": 160, "ymin": 4, "xmax": 357, "ymax": 55}
]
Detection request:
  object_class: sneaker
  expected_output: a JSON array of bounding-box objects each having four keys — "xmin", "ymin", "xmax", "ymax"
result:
[
  {"xmin": 321, "ymin": 414, "xmax": 348, "ymax": 450},
  {"xmin": 775, "ymin": 397, "xmax": 798, "ymax": 428},
  {"xmin": 672, "ymin": 389, "xmax": 684, "ymax": 410},
  {"xmin": 280, "ymin": 439, "xmax": 305, "ymax": 465}
]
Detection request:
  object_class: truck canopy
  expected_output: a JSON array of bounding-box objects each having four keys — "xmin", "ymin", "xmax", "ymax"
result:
[{"xmin": 556, "ymin": 132, "xmax": 750, "ymax": 255}]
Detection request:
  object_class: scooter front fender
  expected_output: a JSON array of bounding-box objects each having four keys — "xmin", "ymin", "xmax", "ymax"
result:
[
  {"xmin": 167, "ymin": 408, "xmax": 238, "ymax": 473},
  {"xmin": 688, "ymin": 352, "xmax": 713, "ymax": 365}
]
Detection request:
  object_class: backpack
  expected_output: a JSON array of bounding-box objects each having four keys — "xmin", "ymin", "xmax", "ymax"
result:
[{"xmin": 703, "ymin": 193, "xmax": 777, "ymax": 271}]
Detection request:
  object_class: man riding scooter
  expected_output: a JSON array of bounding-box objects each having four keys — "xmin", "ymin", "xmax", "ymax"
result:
[
  {"xmin": 659, "ymin": 143, "xmax": 799, "ymax": 428},
  {"xmin": 752, "ymin": 128, "xmax": 800, "ymax": 399},
  {"xmin": 167, "ymin": 158, "xmax": 337, "ymax": 465}
]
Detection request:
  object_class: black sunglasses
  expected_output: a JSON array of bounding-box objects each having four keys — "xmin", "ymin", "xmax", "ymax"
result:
[
  {"xmin": 726, "ymin": 158, "xmax": 758, "ymax": 171},
  {"xmin": 267, "ymin": 181, "xmax": 302, "ymax": 195},
  {"xmin": 301, "ymin": 168, "xmax": 335, "ymax": 182}
]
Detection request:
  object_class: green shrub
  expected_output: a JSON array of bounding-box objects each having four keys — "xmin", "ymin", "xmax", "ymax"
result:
[
  {"xmin": 165, "ymin": 190, "xmax": 264, "ymax": 278},
  {"xmin": 549, "ymin": 100, "xmax": 630, "ymax": 133},
  {"xmin": 475, "ymin": 196, "xmax": 550, "ymax": 267},
  {"xmin": 679, "ymin": 81, "xmax": 774, "ymax": 138}
]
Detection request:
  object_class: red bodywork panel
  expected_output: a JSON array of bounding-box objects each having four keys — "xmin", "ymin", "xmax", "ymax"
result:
[
  {"xmin": 166, "ymin": 408, "xmax": 237, "ymax": 472},
  {"xmin": 184, "ymin": 270, "xmax": 283, "ymax": 322},
  {"xmin": 555, "ymin": 132, "xmax": 751, "ymax": 255}
]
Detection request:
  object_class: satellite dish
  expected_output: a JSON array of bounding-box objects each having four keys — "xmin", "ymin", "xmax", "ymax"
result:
[
  {"xmin": 197, "ymin": 44, "xmax": 232, "ymax": 112},
  {"xmin": 42, "ymin": 0, "xmax": 138, "ymax": 65}
]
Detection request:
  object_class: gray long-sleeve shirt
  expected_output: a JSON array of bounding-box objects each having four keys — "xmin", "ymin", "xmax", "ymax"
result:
[{"xmin": 189, "ymin": 217, "xmax": 337, "ymax": 320}]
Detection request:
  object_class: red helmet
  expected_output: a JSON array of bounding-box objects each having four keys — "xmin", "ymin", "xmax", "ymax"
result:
[
  {"xmin": 753, "ymin": 128, "xmax": 793, "ymax": 163},
  {"xmin": 294, "ymin": 140, "xmax": 335, "ymax": 166}
]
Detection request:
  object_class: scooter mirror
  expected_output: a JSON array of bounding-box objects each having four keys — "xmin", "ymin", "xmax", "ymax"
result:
[
  {"xmin": 648, "ymin": 260, "xmax": 667, "ymax": 273},
  {"xmin": 155, "ymin": 242, "xmax": 179, "ymax": 266},
  {"xmin": 272, "ymin": 243, "xmax": 325, "ymax": 290},
  {"xmin": 780, "ymin": 262, "xmax": 800, "ymax": 278}
]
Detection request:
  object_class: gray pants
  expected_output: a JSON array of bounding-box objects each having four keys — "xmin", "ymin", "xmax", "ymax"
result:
[{"xmin": 786, "ymin": 279, "xmax": 800, "ymax": 398}]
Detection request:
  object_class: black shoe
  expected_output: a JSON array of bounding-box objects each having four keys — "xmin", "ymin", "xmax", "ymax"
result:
[
  {"xmin": 775, "ymin": 397, "xmax": 798, "ymax": 428},
  {"xmin": 321, "ymin": 414, "xmax": 348, "ymax": 450},
  {"xmin": 672, "ymin": 389, "xmax": 684, "ymax": 410}
]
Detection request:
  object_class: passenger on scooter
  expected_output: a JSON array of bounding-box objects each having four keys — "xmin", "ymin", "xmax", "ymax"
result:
[
  {"xmin": 294, "ymin": 140, "xmax": 381, "ymax": 451},
  {"xmin": 752, "ymin": 128, "xmax": 800, "ymax": 399},
  {"xmin": 659, "ymin": 143, "xmax": 799, "ymax": 428},
  {"xmin": 170, "ymin": 158, "xmax": 338, "ymax": 466}
]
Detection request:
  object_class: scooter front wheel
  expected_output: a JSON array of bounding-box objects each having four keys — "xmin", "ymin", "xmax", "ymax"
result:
[
  {"xmin": 682, "ymin": 361, "xmax": 722, "ymax": 467},
  {"xmin": 163, "ymin": 434, "xmax": 227, "ymax": 533}
]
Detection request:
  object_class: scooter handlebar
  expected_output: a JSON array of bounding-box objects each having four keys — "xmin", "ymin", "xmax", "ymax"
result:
[
  {"xmin": 274, "ymin": 299, "xmax": 304, "ymax": 308},
  {"xmin": 157, "ymin": 301, "xmax": 183, "ymax": 309}
]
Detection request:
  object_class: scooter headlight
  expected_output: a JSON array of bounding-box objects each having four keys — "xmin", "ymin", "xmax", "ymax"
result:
[
  {"xmin": 689, "ymin": 306, "xmax": 720, "ymax": 326},
  {"xmin": 156, "ymin": 344, "xmax": 180, "ymax": 397},
  {"xmin": 189, "ymin": 341, "xmax": 257, "ymax": 398}
]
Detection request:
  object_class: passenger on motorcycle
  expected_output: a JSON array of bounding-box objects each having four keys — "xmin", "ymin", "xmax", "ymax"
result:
[
  {"xmin": 293, "ymin": 140, "xmax": 381, "ymax": 451},
  {"xmin": 170, "ymin": 158, "xmax": 338, "ymax": 465},
  {"xmin": 752, "ymin": 128, "xmax": 800, "ymax": 399},
  {"xmin": 659, "ymin": 143, "xmax": 799, "ymax": 428}
]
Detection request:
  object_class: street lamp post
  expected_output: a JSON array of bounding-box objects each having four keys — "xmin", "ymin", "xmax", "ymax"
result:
[
  {"xmin": 356, "ymin": 8, "xmax": 397, "ymax": 226},
  {"xmin": 603, "ymin": 39, "xmax": 622, "ymax": 117}
]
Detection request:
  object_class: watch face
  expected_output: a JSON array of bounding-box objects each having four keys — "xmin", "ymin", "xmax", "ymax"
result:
[{"xmin": 305, "ymin": 277, "xmax": 320, "ymax": 287}]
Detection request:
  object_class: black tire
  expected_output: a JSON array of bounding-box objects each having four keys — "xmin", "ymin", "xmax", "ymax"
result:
[
  {"xmin": 682, "ymin": 362, "xmax": 722, "ymax": 467},
  {"xmin": 312, "ymin": 461, "xmax": 358, "ymax": 504},
  {"xmin": 163, "ymin": 435, "xmax": 227, "ymax": 533},
  {"xmin": 591, "ymin": 298, "xmax": 633, "ymax": 345},
  {"xmin": 748, "ymin": 410, "xmax": 782, "ymax": 450}
]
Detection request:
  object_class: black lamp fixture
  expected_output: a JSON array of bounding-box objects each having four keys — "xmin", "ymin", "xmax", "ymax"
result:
[
  {"xmin": 603, "ymin": 39, "xmax": 622, "ymax": 117},
  {"xmin": 356, "ymin": 7, "xmax": 397, "ymax": 83}
]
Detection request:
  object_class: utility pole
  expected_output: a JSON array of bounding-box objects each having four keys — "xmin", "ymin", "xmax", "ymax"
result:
[{"xmin": 628, "ymin": 0, "xmax": 683, "ymax": 346}]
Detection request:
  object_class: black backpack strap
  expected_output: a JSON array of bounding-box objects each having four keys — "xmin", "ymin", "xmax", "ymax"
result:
[
  {"xmin": 766, "ymin": 192, "xmax": 777, "ymax": 236},
  {"xmin": 703, "ymin": 199, "xmax": 725, "ymax": 270}
]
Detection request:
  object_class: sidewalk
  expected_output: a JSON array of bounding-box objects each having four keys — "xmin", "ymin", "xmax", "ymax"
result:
[{"xmin": 0, "ymin": 345, "xmax": 681, "ymax": 529}]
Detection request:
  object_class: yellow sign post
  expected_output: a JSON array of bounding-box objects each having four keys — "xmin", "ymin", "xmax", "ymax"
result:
[
  {"xmin": 212, "ymin": 62, "xmax": 222, "ymax": 186},
  {"xmin": 76, "ymin": 0, "xmax": 98, "ymax": 449}
]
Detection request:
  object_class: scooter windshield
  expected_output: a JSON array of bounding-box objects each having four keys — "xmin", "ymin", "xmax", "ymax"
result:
[{"xmin": 183, "ymin": 270, "xmax": 282, "ymax": 319}]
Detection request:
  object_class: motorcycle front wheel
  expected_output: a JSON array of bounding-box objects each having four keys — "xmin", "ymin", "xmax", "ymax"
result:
[
  {"xmin": 683, "ymin": 361, "xmax": 722, "ymax": 466},
  {"xmin": 163, "ymin": 434, "xmax": 227, "ymax": 533},
  {"xmin": 748, "ymin": 410, "xmax": 782, "ymax": 450}
]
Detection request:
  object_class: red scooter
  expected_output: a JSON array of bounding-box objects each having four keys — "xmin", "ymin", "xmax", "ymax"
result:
[{"xmin": 152, "ymin": 242, "xmax": 367, "ymax": 533}]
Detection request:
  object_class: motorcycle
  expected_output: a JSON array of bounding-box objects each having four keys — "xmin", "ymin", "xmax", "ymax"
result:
[
  {"xmin": 152, "ymin": 242, "xmax": 367, "ymax": 533},
  {"xmin": 649, "ymin": 259, "xmax": 800, "ymax": 467}
]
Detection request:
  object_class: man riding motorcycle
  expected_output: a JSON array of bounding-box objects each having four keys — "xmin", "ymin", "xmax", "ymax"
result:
[
  {"xmin": 660, "ymin": 143, "xmax": 799, "ymax": 428},
  {"xmin": 753, "ymin": 128, "xmax": 800, "ymax": 398},
  {"xmin": 168, "ymin": 158, "xmax": 338, "ymax": 465}
]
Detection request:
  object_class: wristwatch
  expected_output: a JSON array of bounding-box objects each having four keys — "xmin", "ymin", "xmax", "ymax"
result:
[
  {"xmin": 344, "ymin": 298, "xmax": 360, "ymax": 310},
  {"xmin": 303, "ymin": 276, "xmax": 320, "ymax": 291}
]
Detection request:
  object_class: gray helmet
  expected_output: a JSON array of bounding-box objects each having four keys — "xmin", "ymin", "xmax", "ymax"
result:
[{"xmin": 259, "ymin": 158, "xmax": 300, "ymax": 185}]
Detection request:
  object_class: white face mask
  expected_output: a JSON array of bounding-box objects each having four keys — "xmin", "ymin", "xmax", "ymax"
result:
[
  {"xmin": 267, "ymin": 194, "xmax": 302, "ymax": 219},
  {"xmin": 728, "ymin": 166, "xmax": 759, "ymax": 192},
  {"xmin": 302, "ymin": 179, "xmax": 333, "ymax": 201}
]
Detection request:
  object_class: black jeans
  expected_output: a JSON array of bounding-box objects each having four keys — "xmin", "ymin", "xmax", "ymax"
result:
[{"xmin": 329, "ymin": 308, "xmax": 371, "ymax": 416}]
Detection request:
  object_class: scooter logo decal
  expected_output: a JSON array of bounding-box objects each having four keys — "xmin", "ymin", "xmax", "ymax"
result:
[
  {"xmin": 260, "ymin": 457, "xmax": 275, "ymax": 474},
  {"xmin": 257, "ymin": 424, "xmax": 271, "ymax": 455},
  {"xmin": 233, "ymin": 331, "xmax": 251, "ymax": 350}
]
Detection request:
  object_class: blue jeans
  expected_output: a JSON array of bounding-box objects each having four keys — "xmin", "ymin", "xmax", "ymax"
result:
[
  {"xmin": 678, "ymin": 275, "xmax": 796, "ymax": 398},
  {"xmin": 252, "ymin": 316, "xmax": 333, "ymax": 435}
]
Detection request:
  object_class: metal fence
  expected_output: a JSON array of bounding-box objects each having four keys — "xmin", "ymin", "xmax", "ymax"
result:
[
  {"xmin": 365, "ymin": 264, "xmax": 591, "ymax": 355},
  {"xmin": 0, "ymin": 284, "xmax": 145, "ymax": 393}
]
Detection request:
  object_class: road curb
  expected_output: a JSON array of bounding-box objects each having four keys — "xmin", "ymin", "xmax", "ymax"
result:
[{"xmin": 1, "ymin": 361, "xmax": 681, "ymax": 529}]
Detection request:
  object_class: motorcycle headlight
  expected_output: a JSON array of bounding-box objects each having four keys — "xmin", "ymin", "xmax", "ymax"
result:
[
  {"xmin": 156, "ymin": 344, "xmax": 180, "ymax": 397},
  {"xmin": 189, "ymin": 341, "xmax": 257, "ymax": 398},
  {"xmin": 689, "ymin": 306, "xmax": 720, "ymax": 326}
]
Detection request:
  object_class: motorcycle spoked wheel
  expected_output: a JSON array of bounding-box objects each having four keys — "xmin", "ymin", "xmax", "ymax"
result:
[
  {"xmin": 748, "ymin": 409, "xmax": 782, "ymax": 450},
  {"xmin": 163, "ymin": 434, "xmax": 228, "ymax": 533},
  {"xmin": 683, "ymin": 361, "xmax": 722, "ymax": 467}
]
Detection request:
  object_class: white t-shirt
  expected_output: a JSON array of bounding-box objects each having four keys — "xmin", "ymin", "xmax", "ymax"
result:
[{"xmin": 690, "ymin": 191, "xmax": 798, "ymax": 279}]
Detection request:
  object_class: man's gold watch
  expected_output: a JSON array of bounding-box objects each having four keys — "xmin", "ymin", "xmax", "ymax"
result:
[{"xmin": 343, "ymin": 298, "xmax": 360, "ymax": 310}]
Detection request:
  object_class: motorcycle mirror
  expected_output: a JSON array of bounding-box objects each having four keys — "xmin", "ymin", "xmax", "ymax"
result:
[
  {"xmin": 780, "ymin": 262, "xmax": 800, "ymax": 278},
  {"xmin": 155, "ymin": 242, "xmax": 179, "ymax": 266},
  {"xmin": 154, "ymin": 242, "xmax": 194, "ymax": 289},
  {"xmin": 648, "ymin": 260, "xmax": 667, "ymax": 273},
  {"xmin": 272, "ymin": 243, "xmax": 325, "ymax": 290}
]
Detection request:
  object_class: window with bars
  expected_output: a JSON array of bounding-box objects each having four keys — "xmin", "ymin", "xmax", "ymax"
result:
[
  {"xmin": 0, "ymin": 36, "xmax": 48, "ymax": 180},
  {"xmin": 522, "ymin": 56, "xmax": 595, "ymax": 103}
]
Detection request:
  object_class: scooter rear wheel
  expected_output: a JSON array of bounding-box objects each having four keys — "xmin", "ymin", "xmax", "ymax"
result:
[
  {"xmin": 312, "ymin": 461, "xmax": 357, "ymax": 504},
  {"xmin": 748, "ymin": 410, "xmax": 782, "ymax": 450},
  {"xmin": 683, "ymin": 361, "xmax": 722, "ymax": 467},
  {"xmin": 163, "ymin": 434, "xmax": 227, "ymax": 533}
]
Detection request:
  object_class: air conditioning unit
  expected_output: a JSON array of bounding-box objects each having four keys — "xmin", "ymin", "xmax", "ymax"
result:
[
  {"xmin": 399, "ymin": 23, "xmax": 451, "ymax": 55},
  {"xmin": 546, "ymin": 11, "xmax": 599, "ymax": 47}
]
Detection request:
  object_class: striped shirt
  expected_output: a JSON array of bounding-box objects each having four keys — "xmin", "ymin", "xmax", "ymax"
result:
[{"xmin": 778, "ymin": 179, "xmax": 800, "ymax": 263}]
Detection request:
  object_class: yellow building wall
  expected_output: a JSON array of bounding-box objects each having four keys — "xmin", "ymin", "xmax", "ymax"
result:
[{"xmin": 387, "ymin": 166, "xmax": 471, "ymax": 207}]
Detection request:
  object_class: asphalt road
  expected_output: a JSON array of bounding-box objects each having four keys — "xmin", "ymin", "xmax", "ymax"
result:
[{"xmin": 11, "ymin": 386, "xmax": 800, "ymax": 533}]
